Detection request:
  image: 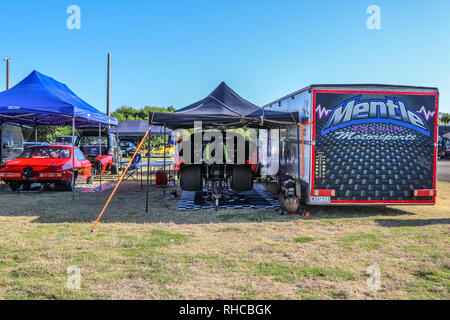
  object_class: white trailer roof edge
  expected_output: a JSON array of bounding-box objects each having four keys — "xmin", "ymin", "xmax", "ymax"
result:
[{"xmin": 262, "ymin": 84, "xmax": 439, "ymax": 109}]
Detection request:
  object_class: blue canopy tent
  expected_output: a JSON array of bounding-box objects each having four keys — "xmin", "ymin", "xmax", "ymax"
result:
[
  {"xmin": 0, "ymin": 70, "xmax": 117, "ymax": 126},
  {"xmin": 149, "ymin": 81, "xmax": 298, "ymax": 129},
  {"xmin": 0, "ymin": 70, "xmax": 118, "ymax": 196}
]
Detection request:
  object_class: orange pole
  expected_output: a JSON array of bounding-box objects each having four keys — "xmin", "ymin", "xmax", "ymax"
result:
[
  {"xmin": 297, "ymin": 122, "xmax": 312, "ymax": 178},
  {"xmin": 301, "ymin": 123, "xmax": 304, "ymax": 177},
  {"xmin": 90, "ymin": 125, "xmax": 152, "ymax": 233}
]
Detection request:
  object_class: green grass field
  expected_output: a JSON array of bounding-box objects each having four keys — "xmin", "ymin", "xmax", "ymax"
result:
[{"xmin": 0, "ymin": 174, "xmax": 448, "ymax": 299}]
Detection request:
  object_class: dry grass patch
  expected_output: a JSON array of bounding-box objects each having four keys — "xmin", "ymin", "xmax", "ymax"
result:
[{"xmin": 0, "ymin": 179, "xmax": 449, "ymax": 299}]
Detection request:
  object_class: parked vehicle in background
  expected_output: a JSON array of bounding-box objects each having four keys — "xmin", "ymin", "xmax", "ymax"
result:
[
  {"xmin": 23, "ymin": 142, "xmax": 50, "ymax": 148},
  {"xmin": 119, "ymin": 137, "xmax": 136, "ymax": 144},
  {"xmin": 150, "ymin": 143, "xmax": 175, "ymax": 158},
  {"xmin": 76, "ymin": 128, "xmax": 121, "ymax": 175},
  {"xmin": 438, "ymin": 125, "xmax": 450, "ymax": 159},
  {"xmin": 1, "ymin": 123, "xmax": 24, "ymax": 163},
  {"xmin": 0, "ymin": 145, "xmax": 92, "ymax": 191},
  {"xmin": 120, "ymin": 140, "xmax": 137, "ymax": 157},
  {"xmin": 53, "ymin": 136, "xmax": 76, "ymax": 145},
  {"xmin": 440, "ymin": 135, "xmax": 450, "ymax": 159}
]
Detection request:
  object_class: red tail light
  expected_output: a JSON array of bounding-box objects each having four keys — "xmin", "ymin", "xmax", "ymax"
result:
[
  {"xmin": 413, "ymin": 189, "xmax": 436, "ymax": 197},
  {"xmin": 0, "ymin": 172, "xmax": 21, "ymax": 178},
  {"xmin": 311, "ymin": 189, "xmax": 336, "ymax": 197}
]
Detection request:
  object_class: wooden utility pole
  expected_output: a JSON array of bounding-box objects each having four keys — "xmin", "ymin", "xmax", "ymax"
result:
[
  {"xmin": 4, "ymin": 58, "xmax": 11, "ymax": 89},
  {"xmin": 107, "ymin": 53, "xmax": 111, "ymax": 117}
]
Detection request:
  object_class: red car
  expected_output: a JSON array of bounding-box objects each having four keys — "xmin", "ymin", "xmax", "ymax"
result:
[{"xmin": 0, "ymin": 145, "xmax": 92, "ymax": 191}]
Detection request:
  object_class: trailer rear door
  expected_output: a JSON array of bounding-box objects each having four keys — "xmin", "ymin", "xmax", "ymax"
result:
[{"xmin": 310, "ymin": 88, "xmax": 438, "ymax": 205}]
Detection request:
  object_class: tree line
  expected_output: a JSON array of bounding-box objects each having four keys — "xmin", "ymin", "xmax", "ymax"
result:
[{"xmin": 440, "ymin": 113, "xmax": 450, "ymax": 124}]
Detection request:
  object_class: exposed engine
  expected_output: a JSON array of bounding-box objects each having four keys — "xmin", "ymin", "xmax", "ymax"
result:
[{"xmin": 205, "ymin": 164, "xmax": 227, "ymax": 207}]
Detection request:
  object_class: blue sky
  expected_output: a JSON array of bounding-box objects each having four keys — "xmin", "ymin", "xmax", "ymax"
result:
[{"xmin": 1, "ymin": 0, "xmax": 449, "ymax": 113}]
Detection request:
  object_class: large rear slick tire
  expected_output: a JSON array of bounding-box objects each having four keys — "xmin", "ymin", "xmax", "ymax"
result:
[
  {"xmin": 230, "ymin": 165, "xmax": 253, "ymax": 192},
  {"xmin": 180, "ymin": 165, "xmax": 202, "ymax": 191}
]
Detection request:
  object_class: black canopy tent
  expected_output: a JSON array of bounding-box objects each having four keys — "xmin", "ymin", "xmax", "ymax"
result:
[
  {"xmin": 148, "ymin": 82, "xmax": 298, "ymax": 129},
  {"xmin": 0, "ymin": 70, "xmax": 118, "ymax": 198},
  {"xmin": 117, "ymin": 120, "xmax": 172, "ymax": 137},
  {"xmin": 145, "ymin": 82, "xmax": 300, "ymax": 211},
  {"xmin": 117, "ymin": 120, "xmax": 173, "ymax": 155}
]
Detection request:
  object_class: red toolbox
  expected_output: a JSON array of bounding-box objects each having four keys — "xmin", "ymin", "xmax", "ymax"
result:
[{"xmin": 155, "ymin": 171, "xmax": 168, "ymax": 185}]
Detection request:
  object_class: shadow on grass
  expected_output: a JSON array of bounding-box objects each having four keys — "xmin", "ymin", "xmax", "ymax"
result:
[
  {"xmin": 303, "ymin": 205, "xmax": 414, "ymax": 220},
  {"xmin": 0, "ymin": 181, "xmax": 415, "ymax": 225},
  {"xmin": 375, "ymin": 218, "xmax": 450, "ymax": 227}
]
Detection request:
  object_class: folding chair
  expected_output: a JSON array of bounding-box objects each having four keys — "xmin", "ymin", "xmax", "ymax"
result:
[{"xmin": 123, "ymin": 153, "xmax": 142, "ymax": 181}]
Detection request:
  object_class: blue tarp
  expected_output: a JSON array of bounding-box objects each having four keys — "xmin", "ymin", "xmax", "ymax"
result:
[
  {"xmin": 0, "ymin": 70, "xmax": 117, "ymax": 126},
  {"xmin": 149, "ymin": 81, "xmax": 298, "ymax": 129},
  {"xmin": 118, "ymin": 120, "xmax": 172, "ymax": 136}
]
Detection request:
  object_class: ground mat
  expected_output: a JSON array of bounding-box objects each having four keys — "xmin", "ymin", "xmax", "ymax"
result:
[
  {"xmin": 75, "ymin": 183, "xmax": 116, "ymax": 193},
  {"xmin": 177, "ymin": 184, "xmax": 280, "ymax": 211}
]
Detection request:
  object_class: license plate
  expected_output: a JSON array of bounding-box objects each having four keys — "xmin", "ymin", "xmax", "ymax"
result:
[{"xmin": 310, "ymin": 196, "xmax": 331, "ymax": 204}]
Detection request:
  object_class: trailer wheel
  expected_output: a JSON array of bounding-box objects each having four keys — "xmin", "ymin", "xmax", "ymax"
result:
[
  {"xmin": 180, "ymin": 165, "xmax": 202, "ymax": 191},
  {"xmin": 230, "ymin": 165, "xmax": 253, "ymax": 191}
]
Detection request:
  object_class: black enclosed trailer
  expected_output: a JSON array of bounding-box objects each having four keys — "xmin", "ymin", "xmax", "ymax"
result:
[{"xmin": 261, "ymin": 84, "xmax": 438, "ymax": 205}]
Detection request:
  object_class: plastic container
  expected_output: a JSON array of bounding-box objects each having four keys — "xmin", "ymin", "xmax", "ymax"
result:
[{"xmin": 155, "ymin": 171, "xmax": 168, "ymax": 185}]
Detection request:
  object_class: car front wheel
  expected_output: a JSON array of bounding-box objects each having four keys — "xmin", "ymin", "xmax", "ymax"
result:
[
  {"xmin": 9, "ymin": 182, "xmax": 21, "ymax": 191},
  {"xmin": 59, "ymin": 180, "xmax": 74, "ymax": 191},
  {"xmin": 61, "ymin": 172, "xmax": 77, "ymax": 191}
]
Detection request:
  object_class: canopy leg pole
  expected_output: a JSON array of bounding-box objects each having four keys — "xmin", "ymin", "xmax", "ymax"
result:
[
  {"xmin": 163, "ymin": 125, "xmax": 166, "ymax": 196},
  {"xmin": 145, "ymin": 128, "xmax": 152, "ymax": 212},
  {"xmin": 72, "ymin": 117, "xmax": 75, "ymax": 201},
  {"xmin": 99, "ymin": 123, "xmax": 102, "ymax": 189},
  {"xmin": 116, "ymin": 125, "xmax": 119, "ymax": 182},
  {"xmin": 0, "ymin": 122, "xmax": 3, "ymax": 165},
  {"xmin": 278, "ymin": 126, "xmax": 281, "ymax": 177},
  {"xmin": 297, "ymin": 123, "xmax": 301, "ymax": 179}
]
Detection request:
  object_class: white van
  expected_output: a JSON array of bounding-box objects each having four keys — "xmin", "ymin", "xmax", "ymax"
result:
[{"xmin": 1, "ymin": 124, "xmax": 24, "ymax": 163}]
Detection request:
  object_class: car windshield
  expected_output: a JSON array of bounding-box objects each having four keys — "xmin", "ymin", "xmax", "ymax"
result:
[
  {"xmin": 444, "ymin": 138, "xmax": 450, "ymax": 147},
  {"xmin": 55, "ymin": 137, "xmax": 73, "ymax": 144},
  {"xmin": 79, "ymin": 136, "xmax": 107, "ymax": 146},
  {"xmin": 19, "ymin": 146, "xmax": 71, "ymax": 159}
]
